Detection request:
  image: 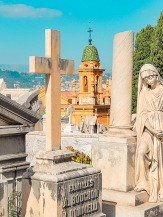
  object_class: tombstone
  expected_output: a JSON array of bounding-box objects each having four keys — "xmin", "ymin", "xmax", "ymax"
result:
[
  {"xmin": 0, "ymin": 93, "xmax": 40, "ymax": 217},
  {"xmin": 17, "ymin": 88, "xmax": 43, "ymax": 130},
  {"xmin": 92, "ymin": 31, "xmax": 163, "ymax": 217},
  {"xmin": 17, "ymin": 88, "xmax": 41, "ymax": 114},
  {"xmin": 64, "ymin": 104, "xmax": 76, "ymax": 133},
  {"xmin": 83, "ymin": 116, "xmax": 98, "ymax": 134},
  {"xmin": 22, "ymin": 29, "xmax": 105, "ymax": 217},
  {"xmin": 80, "ymin": 108, "xmax": 100, "ymax": 134}
]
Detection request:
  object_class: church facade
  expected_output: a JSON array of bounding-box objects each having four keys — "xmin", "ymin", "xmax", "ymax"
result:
[{"xmin": 39, "ymin": 37, "xmax": 111, "ymax": 128}]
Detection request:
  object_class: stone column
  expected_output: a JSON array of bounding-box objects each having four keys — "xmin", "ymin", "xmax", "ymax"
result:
[{"xmin": 109, "ymin": 31, "xmax": 135, "ymax": 136}]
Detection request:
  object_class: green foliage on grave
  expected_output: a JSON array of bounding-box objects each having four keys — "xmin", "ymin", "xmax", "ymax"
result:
[
  {"xmin": 132, "ymin": 11, "xmax": 163, "ymax": 113},
  {"xmin": 66, "ymin": 146, "xmax": 92, "ymax": 165}
]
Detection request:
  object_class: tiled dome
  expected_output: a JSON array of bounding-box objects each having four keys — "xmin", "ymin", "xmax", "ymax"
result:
[{"xmin": 82, "ymin": 45, "xmax": 100, "ymax": 62}]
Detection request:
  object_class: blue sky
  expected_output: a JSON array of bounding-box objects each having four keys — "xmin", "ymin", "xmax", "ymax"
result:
[{"xmin": 0, "ymin": 0, "xmax": 162, "ymax": 73}]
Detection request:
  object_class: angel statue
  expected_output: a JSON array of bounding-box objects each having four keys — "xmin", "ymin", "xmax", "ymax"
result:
[{"xmin": 134, "ymin": 64, "xmax": 163, "ymax": 203}]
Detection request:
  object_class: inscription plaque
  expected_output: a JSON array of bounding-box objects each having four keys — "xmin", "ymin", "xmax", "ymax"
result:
[{"xmin": 58, "ymin": 173, "xmax": 102, "ymax": 217}]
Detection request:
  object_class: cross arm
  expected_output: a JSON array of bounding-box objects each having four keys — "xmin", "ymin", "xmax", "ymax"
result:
[
  {"xmin": 29, "ymin": 56, "xmax": 52, "ymax": 74},
  {"xmin": 59, "ymin": 59, "xmax": 74, "ymax": 75}
]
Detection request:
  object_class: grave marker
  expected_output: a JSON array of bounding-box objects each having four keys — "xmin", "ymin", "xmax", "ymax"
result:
[
  {"xmin": 29, "ymin": 29, "xmax": 74, "ymax": 151},
  {"xmin": 22, "ymin": 29, "xmax": 105, "ymax": 217},
  {"xmin": 67, "ymin": 104, "xmax": 75, "ymax": 125}
]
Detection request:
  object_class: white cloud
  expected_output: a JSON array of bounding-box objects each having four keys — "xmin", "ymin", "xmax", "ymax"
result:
[{"xmin": 0, "ymin": 2, "xmax": 62, "ymax": 18}]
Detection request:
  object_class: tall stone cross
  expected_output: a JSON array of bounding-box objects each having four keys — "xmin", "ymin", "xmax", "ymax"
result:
[
  {"xmin": 29, "ymin": 29, "xmax": 74, "ymax": 151},
  {"xmin": 67, "ymin": 104, "xmax": 75, "ymax": 125}
]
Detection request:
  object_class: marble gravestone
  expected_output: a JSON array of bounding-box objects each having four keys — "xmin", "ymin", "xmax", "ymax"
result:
[
  {"xmin": 0, "ymin": 93, "xmax": 40, "ymax": 217},
  {"xmin": 22, "ymin": 29, "xmax": 105, "ymax": 217}
]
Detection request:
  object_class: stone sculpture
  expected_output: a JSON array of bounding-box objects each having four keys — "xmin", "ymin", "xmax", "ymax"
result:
[
  {"xmin": 135, "ymin": 64, "xmax": 163, "ymax": 203},
  {"xmin": 17, "ymin": 88, "xmax": 41, "ymax": 114}
]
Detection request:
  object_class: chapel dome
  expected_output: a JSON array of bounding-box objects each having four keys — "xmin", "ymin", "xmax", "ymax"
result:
[{"xmin": 82, "ymin": 45, "xmax": 100, "ymax": 62}]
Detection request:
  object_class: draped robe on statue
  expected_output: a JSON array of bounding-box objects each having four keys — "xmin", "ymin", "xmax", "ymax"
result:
[{"xmin": 135, "ymin": 70, "xmax": 163, "ymax": 202}]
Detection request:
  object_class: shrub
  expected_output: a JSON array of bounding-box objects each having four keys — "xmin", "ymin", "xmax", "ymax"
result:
[{"xmin": 66, "ymin": 146, "xmax": 92, "ymax": 165}]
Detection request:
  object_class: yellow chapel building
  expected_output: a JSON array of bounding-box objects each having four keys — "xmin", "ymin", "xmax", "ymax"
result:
[{"xmin": 39, "ymin": 38, "xmax": 111, "ymax": 128}]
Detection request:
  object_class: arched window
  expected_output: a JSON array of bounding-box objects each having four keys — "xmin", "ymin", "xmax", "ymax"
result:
[
  {"xmin": 95, "ymin": 76, "xmax": 98, "ymax": 92},
  {"xmin": 84, "ymin": 76, "xmax": 88, "ymax": 92}
]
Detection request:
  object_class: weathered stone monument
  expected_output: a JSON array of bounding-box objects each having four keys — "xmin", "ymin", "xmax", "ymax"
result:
[
  {"xmin": 135, "ymin": 64, "xmax": 163, "ymax": 203},
  {"xmin": 22, "ymin": 29, "xmax": 105, "ymax": 217},
  {"xmin": 0, "ymin": 93, "xmax": 40, "ymax": 217},
  {"xmin": 17, "ymin": 88, "xmax": 41, "ymax": 114},
  {"xmin": 92, "ymin": 30, "xmax": 163, "ymax": 216}
]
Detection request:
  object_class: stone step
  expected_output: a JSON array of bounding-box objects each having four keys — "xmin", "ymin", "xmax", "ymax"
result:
[
  {"xmin": 0, "ymin": 161, "xmax": 30, "ymax": 173},
  {"xmin": 116, "ymin": 202, "xmax": 163, "ymax": 217},
  {"xmin": 103, "ymin": 189, "xmax": 149, "ymax": 206},
  {"xmin": 0, "ymin": 153, "xmax": 28, "ymax": 165},
  {"xmin": 0, "ymin": 153, "xmax": 27, "ymax": 161}
]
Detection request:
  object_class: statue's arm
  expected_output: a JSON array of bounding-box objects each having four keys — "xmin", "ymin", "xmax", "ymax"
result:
[
  {"xmin": 144, "ymin": 119, "xmax": 155, "ymax": 134},
  {"xmin": 145, "ymin": 119, "xmax": 163, "ymax": 138}
]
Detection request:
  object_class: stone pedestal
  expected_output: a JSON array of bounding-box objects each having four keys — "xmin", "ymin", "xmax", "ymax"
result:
[
  {"xmin": 22, "ymin": 149, "xmax": 105, "ymax": 217},
  {"xmin": 92, "ymin": 136, "xmax": 163, "ymax": 217},
  {"xmin": 92, "ymin": 136, "xmax": 136, "ymax": 192},
  {"xmin": 64, "ymin": 124, "xmax": 76, "ymax": 133}
]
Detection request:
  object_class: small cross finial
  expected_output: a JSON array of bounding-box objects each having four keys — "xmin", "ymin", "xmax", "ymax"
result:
[{"xmin": 88, "ymin": 22, "xmax": 93, "ymax": 45}]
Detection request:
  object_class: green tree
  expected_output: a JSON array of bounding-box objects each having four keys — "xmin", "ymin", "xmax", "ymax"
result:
[
  {"xmin": 132, "ymin": 25, "xmax": 154, "ymax": 113},
  {"xmin": 150, "ymin": 11, "xmax": 163, "ymax": 78}
]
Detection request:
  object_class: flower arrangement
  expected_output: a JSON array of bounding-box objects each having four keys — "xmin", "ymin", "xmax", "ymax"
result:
[{"xmin": 66, "ymin": 146, "xmax": 92, "ymax": 165}]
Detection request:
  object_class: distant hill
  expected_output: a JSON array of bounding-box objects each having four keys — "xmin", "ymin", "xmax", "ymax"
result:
[
  {"xmin": 0, "ymin": 68, "xmax": 111, "ymax": 89},
  {"xmin": 0, "ymin": 69, "xmax": 45, "ymax": 88},
  {"xmin": 0, "ymin": 64, "xmax": 29, "ymax": 73}
]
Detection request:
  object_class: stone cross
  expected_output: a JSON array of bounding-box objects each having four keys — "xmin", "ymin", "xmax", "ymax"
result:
[
  {"xmin": 82, "ymin": 108, "xmax": 85, "ymax": 120},
  {"xmin": 67, "ymin": 104, "xmax": 75, "ymax": 125},
  {"xmin": 64, "ymin": 108, "xmax": 66, "ymax": 116},
  {"xmin": 29, "ymin": 29, "xmax": 74, "ymax": 151}
]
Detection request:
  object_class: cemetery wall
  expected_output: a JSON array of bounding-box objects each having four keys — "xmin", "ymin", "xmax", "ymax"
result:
[{"xmin": 26, "ymin": 131, "xmax": 99, "ymax": 166}]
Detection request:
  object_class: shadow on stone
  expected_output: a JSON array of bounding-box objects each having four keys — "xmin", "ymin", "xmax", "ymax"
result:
[{"xmin": 102, "ymin": 200, "xmax": 116, "ymax": 217}]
